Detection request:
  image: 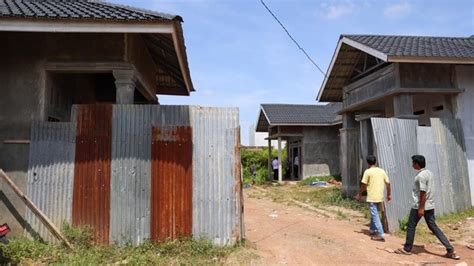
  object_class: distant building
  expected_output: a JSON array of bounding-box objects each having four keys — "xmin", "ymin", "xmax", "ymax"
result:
[
  {"xmin": 256, "ymin": 103, "xmax": 342, "ymax": 181},
  {"xmin": 249, "ymin": 124, "xmax": 256, "ymax": 146},
  {"xmin": 248, "ymin": 124, "xmax": 277, "ymax": 148}
]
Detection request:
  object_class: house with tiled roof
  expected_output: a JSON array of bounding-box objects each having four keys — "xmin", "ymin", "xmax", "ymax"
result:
[
  {"xmin": 256, "ymin": 103, "xmax": 342, "ymax": 181},
  {"xmin": 318, "ymin": 34, "xmax": 474, "ymax": 209},
  {"xmin": 0, "ymin": 0, "xmax": 195, "ymax": 237}
]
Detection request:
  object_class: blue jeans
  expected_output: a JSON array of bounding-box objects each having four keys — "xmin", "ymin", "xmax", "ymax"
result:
[{"xmin": 369, "ymin": 203, "xmax": 384, "ymax": 237}]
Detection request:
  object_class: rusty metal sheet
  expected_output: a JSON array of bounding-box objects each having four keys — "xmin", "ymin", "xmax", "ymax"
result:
[
  {"xmin": 72, "ymin": 104, "xmax": 112, "ymax": 245},
  {"xmin": 151, "ymin": 126, "xmax": 192, "ymax": 241}
]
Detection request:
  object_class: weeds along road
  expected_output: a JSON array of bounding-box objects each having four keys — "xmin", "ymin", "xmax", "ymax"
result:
[{"xmin": 243, "ymin": 186, "xmax": 474, "ymax": 265}]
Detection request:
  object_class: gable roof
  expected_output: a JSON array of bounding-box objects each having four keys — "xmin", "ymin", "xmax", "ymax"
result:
[
  {"xmin": 344, "ymin": 35, "xmax": 474, "ymax": 59},
  {"xmin": 317, "ymin": 34, "xmax": 474, "ymax": 102},
  {"xmin": 0, "ymin": 0, "xmax": 181, "ymax": 21},
  {"xmin": 0, "ymin": 0, "xmax": 194, "ymax": 96},
  {"xmin": 256, "ymin": 103, "xmax": 342, "ymax": 132}
]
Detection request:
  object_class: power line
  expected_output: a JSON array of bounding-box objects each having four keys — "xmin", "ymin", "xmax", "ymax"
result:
[{"xmin": 259, "ymin": 0, "xmax": 326, "ymax": 77}]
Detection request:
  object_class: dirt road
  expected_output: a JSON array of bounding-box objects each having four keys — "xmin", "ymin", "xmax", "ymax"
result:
[{"xmin": 243, "ymin": 188, "xmax": 474, "ymax": 265}]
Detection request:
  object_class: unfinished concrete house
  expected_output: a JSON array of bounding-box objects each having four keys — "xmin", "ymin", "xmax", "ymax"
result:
[
  {"xmin": 256, "ymin": 103, "xmax": 342, "ymax": 181},
  {"xmin": 0, "ymin": 0, "xmax": 193, "ymax": 238},
  {"xmin": 318, "ymin": 35, "xmax": 473, "ymax": 230}
]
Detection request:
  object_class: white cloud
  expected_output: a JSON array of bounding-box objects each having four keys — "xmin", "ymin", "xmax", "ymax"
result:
[
  {"xmin": 323, "ymin": 2, "xmax": 355, "ymax": 19},
  {"xmin": 384, "ymin": 2, "xmax": 412, "ymax": 18},
  {"xmin": 202, "ymin": 89, "xmax": 214, "ymax": 97}
]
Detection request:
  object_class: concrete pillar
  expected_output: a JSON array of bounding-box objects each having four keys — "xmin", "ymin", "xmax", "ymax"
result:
[
  {"xmin": 393, "ymin": 94, "xmax": 415, "ymax": 118},
  {"xmin": 113, "ymin": 70, "xmax": 136, "ymax": 104},
  {"xmin": 278, "ymin": 137, "xmax": 282, "ymax": 182},
  {"xmin": 340, "ymin": 112, "xmax": 359, "ymax": 197},
  {"xmin": 268, "ymin": 138, "xmax": 272, "ymax": 181}
]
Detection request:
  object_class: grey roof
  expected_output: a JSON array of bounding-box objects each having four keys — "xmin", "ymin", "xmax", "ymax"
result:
[
  {"xmin": 0, "ymin": 0, "xmax": 181, "ymax": 21},
  {"xmin": 318, "ymin": 34, "xmax": 474, "ymax": 102},
  {"xmin": 344, "ymin": 35, "xmax": 474, "ymax": 59},
  {"xmin": 256, "ymin": 103, "xmax": 342, "ymax": 132}
]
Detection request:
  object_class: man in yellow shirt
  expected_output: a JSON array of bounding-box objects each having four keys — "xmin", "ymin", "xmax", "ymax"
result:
[{"xmin": 355, "ymin": 155, "xmax": 392, "ymax": 241}]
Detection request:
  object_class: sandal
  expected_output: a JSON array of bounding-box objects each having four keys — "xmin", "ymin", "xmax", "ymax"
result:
[
  {"xmin": 394, "ymin": 248, "xmax": 412, "ymax": 255},
  {"xmin": 445, "ymin": 251, "xmax": 460, "ymax": 260},
  {"xmin": 371, "ymin": 236, "xmax": 385, "ymax": 242}
]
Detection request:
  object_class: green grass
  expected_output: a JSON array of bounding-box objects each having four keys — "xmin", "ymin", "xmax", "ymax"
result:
[
  {"xmin": 258, "ymin": 184, "xmax": 370, "ymax": 220},
  {"xmin": 0, "ymin": 225, "xmax": 240, "ymax": 265},
  {"xmin": 300, "ymin": 175, "xmax": 342, "ymax": 185}
]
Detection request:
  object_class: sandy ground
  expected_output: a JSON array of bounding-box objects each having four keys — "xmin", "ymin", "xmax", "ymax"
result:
[{"xmin": 242, "ymin": 188, "xmax": 474, "ymax": 265}]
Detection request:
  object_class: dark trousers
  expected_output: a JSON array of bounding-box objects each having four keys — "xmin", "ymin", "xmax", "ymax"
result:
[
  {"xmin": 273, "ymin": 169, "xmax": 278, "ymax": 180},
  {"xmin": 294, "ymin": 165, "xmax": 299, "ymax": 179},
  {"xmin": 404, "ymin": 208, "xmax": 453, "ymax": 253}
]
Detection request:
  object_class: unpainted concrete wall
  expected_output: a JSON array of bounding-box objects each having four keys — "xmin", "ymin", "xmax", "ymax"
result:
[
  {"xmin": 126, "ymin": 34, "xmax": 158, "ymax": 99},
  {"xmin": 455, "ymin": 65, "xmax": 474, "ymax": 206},
  {"xmin": 301, "ymin": 126, "xmax": 341, "ymax": 178},
  {"xmin": 0, "ymin": 32, "xmax": 124, "ymax": 236}
]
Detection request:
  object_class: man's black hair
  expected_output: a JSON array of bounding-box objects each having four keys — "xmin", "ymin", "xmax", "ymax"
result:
[
  {"xmin": 366, "ymin": 155, "xmax": 377, "ymax": 165},
  {"xmin": 411, "ymin": 155, "xmax": 426, "ymax": 168}
]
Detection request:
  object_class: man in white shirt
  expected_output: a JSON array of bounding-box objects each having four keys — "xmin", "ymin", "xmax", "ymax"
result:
[
  {"xmin": 396, "ymin": 155, "xmax": 460, "ymax": 260},
  {"xmin": 293, "ymin": 155, "xmax": 299, "ymax": 179},
  {"xmin": 272, "ymin": 157, "xmax": 279, "ymax": 181}
]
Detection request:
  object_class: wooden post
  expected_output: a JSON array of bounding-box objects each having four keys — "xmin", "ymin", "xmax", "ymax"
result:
[
  {"xmin": 278, "ymin": 137, "xmax": 282, "ymax": 182},
  {"xmin": 0, "ymin": 169, "xmax": 74, "ymax": 249},
  {"xmin": 380, "ymin": 202, "xmax": 389, "ymax": 233}
]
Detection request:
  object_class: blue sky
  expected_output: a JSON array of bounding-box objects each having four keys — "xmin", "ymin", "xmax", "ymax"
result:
[{"xmin": 115, "ymin": 0, "xmax": 473, "ymax": 145}]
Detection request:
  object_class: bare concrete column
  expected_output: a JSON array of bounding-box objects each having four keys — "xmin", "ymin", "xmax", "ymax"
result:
[
  {"xmin": 340, "ymin": 112, "xmax": 359, "ymax": 197},
  {"xmin": 113, "ymin": 70, "xmax": 136, "ymax": 104},
  {"xmin": 278, "ymin": 137, "xmax": 282, "ymax": 182},
  {"xmin": 393, "ymin": 94, "xmax": 415, "ymax": 118},
  {"xmin": 268, "ymin": 138, "xmax": 272, "ymax": 181}
]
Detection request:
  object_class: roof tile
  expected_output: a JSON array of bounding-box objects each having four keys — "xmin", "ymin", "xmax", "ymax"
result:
[
  {"xmin": 0, "ymin": 0, "xmax": 180, "ymax": 21},
  {"xmin": 344, "ymin": 35, "xmax": 474, "ymax": 58},
  {"xmin": 261, "ymin": 103, "xmax": 342, "ymax": 125}
]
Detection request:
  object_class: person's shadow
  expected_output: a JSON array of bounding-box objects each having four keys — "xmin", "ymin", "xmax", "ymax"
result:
[
  {"xmin": 411, "ymin": 245, "xmax": 448, "ymax": 259},
  {"xmin": 354, "ymin": 228, "xmax": 373, "ymax": 237}
]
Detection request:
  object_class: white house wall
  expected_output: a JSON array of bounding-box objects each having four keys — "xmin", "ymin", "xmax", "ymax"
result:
[{"xmin": 455, "ymin": 65, "xmax": 474, "ymax": 206}]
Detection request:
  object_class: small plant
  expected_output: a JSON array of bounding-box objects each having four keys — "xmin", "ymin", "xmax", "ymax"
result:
[
  {"xmin": 61, "ymin": 222, "xmax": 93, "ymax": 248},
  {"xmin": 398, "ymin": 215, "xmax": 409, "ymax": 232}
]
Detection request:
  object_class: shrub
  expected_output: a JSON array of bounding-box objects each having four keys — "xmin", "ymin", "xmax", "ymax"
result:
[
  {"xmin": 241, "ymin": 147, "xmax": 287, "ymax": 184},
  {"xmin": 61, "ymin": 223, "xmax": 93, "ymax": 248}
]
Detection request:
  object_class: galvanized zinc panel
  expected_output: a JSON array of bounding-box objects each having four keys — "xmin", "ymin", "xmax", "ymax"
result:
[
  {"xmin": 417, "ymin": 126, "xmax": 444, "ymax": 214},
  {"xmin": 190, "ymin": 107, "xmax": 242, "ymax": 246},
  {"xmin": 110, "ymin": 105, "xmax": 152, "ymax": 245},
  {"xmin": 150, "ymin": 126, "xmax": 193, "ymax": 241},
  {"xmin": 25, "ymin": 121, "xmax": 76, "ymax": 242},
  {"xmin": 371, "ymin": 118, "xmax": 418, "ymax": 232},
  {"xmin": 431, "ymin": 118, "xmax": 472, "ymax": 212},
  {"xmin": 73, "ymin": 104, "xmax": 112, "ymax": 245},
  {"xmin": 151, "ymin": 105, "xmax": 191, "ymax": 127}
]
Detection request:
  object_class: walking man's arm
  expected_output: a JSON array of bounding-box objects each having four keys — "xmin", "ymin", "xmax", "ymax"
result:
[
  {"xmin": 386, "ymin": 182, "xmax": 392, "ymax": 202},
  {"xmin": 355, "ymin": 184, "xmax": 367, "ymax": 201},
  {"xmin": 418, "ymin": 191, "xmax": 426, "ymax": 218}
]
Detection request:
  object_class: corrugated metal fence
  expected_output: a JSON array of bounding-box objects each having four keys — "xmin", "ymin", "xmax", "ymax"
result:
[
  {"xmin": 25, "ymin": 104, "xmax": 243, "ymax": 246},
  {"xmin": 371, "ymin": 117, "xmax": 472, "ymax": 231}
]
